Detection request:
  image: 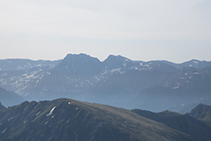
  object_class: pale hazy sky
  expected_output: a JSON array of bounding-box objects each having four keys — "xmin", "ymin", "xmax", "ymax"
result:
[{"xmin": 0, "ymin": 0, "xmax": 211, "ymax": 62}]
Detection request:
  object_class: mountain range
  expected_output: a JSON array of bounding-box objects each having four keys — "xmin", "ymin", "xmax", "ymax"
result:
[{"xmin": 0, "ymin": 53, "xmax": 211, "ymax": 112}]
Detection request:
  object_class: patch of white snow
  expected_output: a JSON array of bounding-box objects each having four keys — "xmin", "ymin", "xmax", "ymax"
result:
[
  {"xmin": 36, "ymin": 111, "xmax": 41, "ymax": 116},
  {"xmin": 46, "ymin": 72, "xmax": 51, "ymax": 75},
  {"xmin": 8, "ymin": 117, "xmax": 14, "ymax": 121},
  {"xmin": 46, "ymin": 106, "xmax": 56, "ymax": 116},
  {"xmin": 174, "ymin": 86, "xmax": 180, "ymax": 89},
  {"xmin": 94, "ymin": 76, "xmax": 100, "ymax": 81},
  {"xmin": 193, "ymin": 61, "xmax": 198, "ymax": 64}
]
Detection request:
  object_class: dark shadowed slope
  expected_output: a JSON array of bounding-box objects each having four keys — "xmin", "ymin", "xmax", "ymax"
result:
[
  {"xmin": 0, "ymin": 98, "xmax": 191, "ymax": 141},
  {"xmin": 188, "ymin": 104, "xmax": 211, "ymax": 127},
  {"xmin": 132, "ymin": 108, "xmax": 211, "ymax": 141}
]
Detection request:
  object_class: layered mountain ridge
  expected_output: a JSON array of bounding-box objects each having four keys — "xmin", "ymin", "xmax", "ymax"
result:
[{"xmin": 0, "ymin": 53, "xmax": 211, "ymax": 112}]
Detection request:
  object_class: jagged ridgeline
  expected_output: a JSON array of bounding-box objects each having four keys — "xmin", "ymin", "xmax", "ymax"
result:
[{"xmin": 0, "ymin": 53, "xmax": 211, "ymax": 112}]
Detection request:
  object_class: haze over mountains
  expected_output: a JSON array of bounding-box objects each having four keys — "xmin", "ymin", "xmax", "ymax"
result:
[
  {"xmin": 0, "ymin": 53, "xmax": 211, "ymax": 112},
  {"xmin": 0, "ymin": 87, "xmax": 24, "ymax": 107}
]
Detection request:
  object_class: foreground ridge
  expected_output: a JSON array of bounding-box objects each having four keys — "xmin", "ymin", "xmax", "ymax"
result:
[{"xmin": 0, "ymin": 98, "xmax": 191, "ymax": 141}]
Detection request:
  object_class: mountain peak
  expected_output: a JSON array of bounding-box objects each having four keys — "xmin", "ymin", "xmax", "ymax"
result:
[
  {"xmin": 53, "ymin": 53, "xmax": 102, "ymax": 76},
  {"xmin": 103, "ymin": 55, "xmax": 133, "ymax": 70},
  {"xmin": 64, "ymin": 53, "xmax": 100, "ymax": 62},
  {"xmin": 104, "ymin": 55, "xmax": 131, "ymax": 62},
  {"xmin": 189, "ymin": 104, "xmax": 211, "ymax": 119}
]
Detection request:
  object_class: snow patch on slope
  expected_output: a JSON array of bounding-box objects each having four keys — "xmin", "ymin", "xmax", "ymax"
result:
[{"xmin": 46, "ymin": 106, "xmax": 56, "ymax": 116}]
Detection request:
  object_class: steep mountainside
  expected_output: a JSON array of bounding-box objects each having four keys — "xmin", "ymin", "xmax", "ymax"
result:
[
  {"xmin": 0, "ymin": 98, "xmax": 191, "ymax": 141},
  {"xmin": 0, "ymin": 87, "xmax": 24, "ymax": 107},
  {"xmin": 132, "ymin": 108, "xmax": 211, "ymax": 141}
]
